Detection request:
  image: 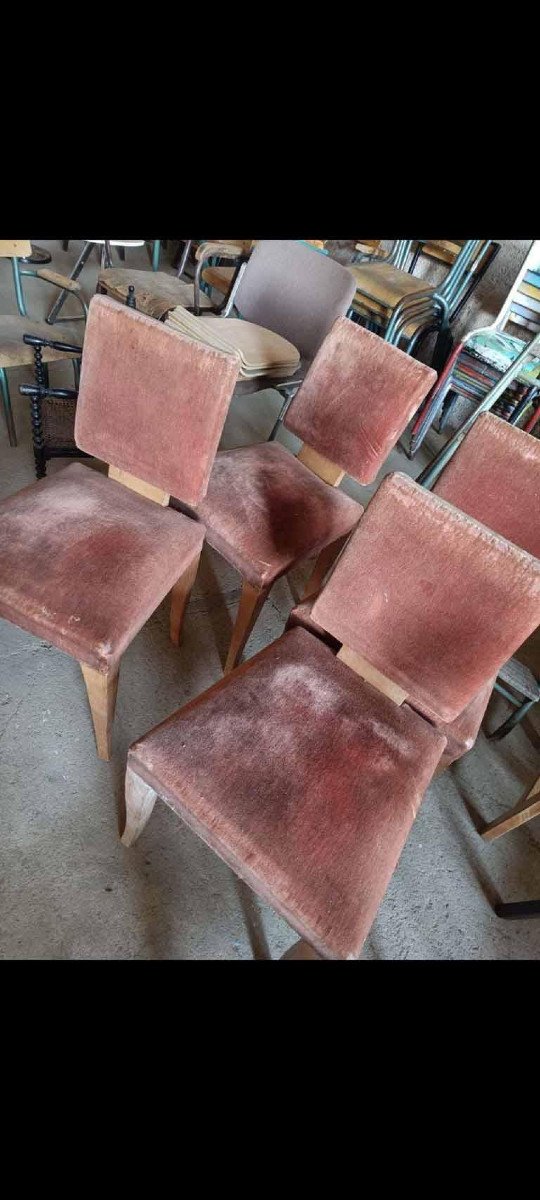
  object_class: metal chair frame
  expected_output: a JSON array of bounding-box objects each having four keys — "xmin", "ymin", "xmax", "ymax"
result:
[
  {"xmin": 0, "ymin": 254, "xmax": 87, "ymax": 448},
  {"xmin": 407, "ymin": 241, "xmax": 540, "ymax": 456}
]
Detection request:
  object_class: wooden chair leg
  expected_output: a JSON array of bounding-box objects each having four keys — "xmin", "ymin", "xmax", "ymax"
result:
[
  {"xmin": 281, "ymin": 938, "xmax": 322, "ymax": 960},
  {"xmin": 301, "ymin": 535, "xmax": 348, "ymax": 601},
  {"xmin": 482, "ymin": 774, "xmax": 540, "ymax": 841},
  {"xmin": 121, "ymin": 765, "xmax": 158, "ymax": 846},
  {"xmin": 80, "ymin": 661, "xmax": 120, "ymax": 761},
  {"xmin": 170, "ymin": 552, "xmax": 201, "ymax": 646},
  {"xmin": 224, "ymin": 580, "xmax": 268, "ymax": 675}
]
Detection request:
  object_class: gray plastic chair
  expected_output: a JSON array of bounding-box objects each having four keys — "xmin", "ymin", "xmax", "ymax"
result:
[{"xmin": 208, "ymin": 239, "xmax": 357, "ymax": 438}]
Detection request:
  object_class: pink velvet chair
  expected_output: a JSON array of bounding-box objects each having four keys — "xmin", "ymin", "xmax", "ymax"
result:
[
  {"xmin": 193, "ymin": 316, "xmax": 436, "ymax": 673},
  {"xmin": 0, "ymin": 294, "xmax": 239, "ymax": 760},
  {"xmin": 121, "ymin": 474, "xmax": 540, "ymax": 960},
  {"xmin": 289, "ymin": 411, "xmax": 540, "ymax": 771},
  {"xmin": 432, "ymin": 412, "xmax": 540, "ymax": 560}
]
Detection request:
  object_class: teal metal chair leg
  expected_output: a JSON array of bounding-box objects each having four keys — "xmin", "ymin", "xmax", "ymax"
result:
[
  {"xmin": 11, "ymin": 258, "xmax": 27, "ymax": 317},
  {"xmin": 152, "ymin": 240, "xmax": 161, "ymax": 271},
  {"xmin": 0, "ymin": 368, "xmax": 17, "ymax": 446}
]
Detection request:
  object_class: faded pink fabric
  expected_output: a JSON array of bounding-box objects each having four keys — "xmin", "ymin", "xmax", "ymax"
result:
[
  {"xmin": 285, "ymin": 317, "xmax": 436, "ymax": 483},
  {"xmin": 434, "ymin": 413, "xmax": 540, "ymax": 559},
  {"xmin": 287, "ymin": 595, "xmax": 496, "ymax": 764},
  {"xmin": 0, "ymin": 463, "xmax": 204, "ymax": 670},
  {"xmin": 437, "ymin": 678, "xmax": 496, "ymax": 769},
  {"xmin": 311, "ymin": 473, "xmax": 540, "ymax": 724},
  {"xmin": 128, "ymin": 628, "xmax": 445, "ymax": 960},
  {"xmin": 286, "ymin": 596, "xmax": 341, "ymax": 649},
  {"xmin": 196, "ymin": 442, "xmax": 362, "ymax": 588},
  {"xmin": 75, "ymin": 294, "xmax": 239, "ymax": 505}
]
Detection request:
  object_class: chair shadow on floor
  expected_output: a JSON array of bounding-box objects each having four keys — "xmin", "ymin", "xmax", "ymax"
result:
[
  {"xmin": 441, "ymin": 771, "xmax": 505, "ymax": 912},
  {"xmin": 233, "ymin": 878, "xmax": 272, "ymax": 959}
]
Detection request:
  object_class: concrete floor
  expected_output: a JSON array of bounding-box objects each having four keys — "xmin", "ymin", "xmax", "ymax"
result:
[{"xmin": 0, "ymin": 241, "xmax": 538, "ymax": 959}]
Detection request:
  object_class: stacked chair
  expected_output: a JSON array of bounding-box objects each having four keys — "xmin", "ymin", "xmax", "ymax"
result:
[
  {"xmin": 350, "ymin": 240, "xmax": 497, "ymax": 369},
  {"xmin": 0, "ymin": 295, "xmax": 239, "ymax": 760},
  {"xmin": 188, "ymin": 317, "xmax": 436, "ymax": 673},
  {"xmin": 121, "ymin": 471, "xmax": 540, "ymax": 960},
  {"xmin": 165, "ymin": 308, "xmax": 300, "ymax": 380},
  {"xmin": 408, "ymin": 240, "xmax": 540, "ymax": 455},
  {"xmin": 408, "ymin": 240, "xmax": 499, "ymax": 304}
]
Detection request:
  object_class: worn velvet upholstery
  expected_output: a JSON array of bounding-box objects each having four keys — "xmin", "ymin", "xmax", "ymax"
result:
[
  {"xmin": 0, "ymin": 464, "xmax": 205, "ymax": 670},
  {"xmin": 233, "ymin": 240, "xmax": 357, "ymax": 359},
  {"xmin": 284, "ymin": 318, "xmax": 436, "ymax": 483},
  {"xmin": 434, "ymin": 413, "xmax": 540, "ymax": 559},
  {"xmin": 312, "ymin": 473, "xmax": 540, "ymax": 725},
  {"xmin": 75, "ymin": 295, "xmax": 239, "ymax": 505},
  {"xmin": 437, "ymin": 679, "xmax": 496, "ymax": 769},
  {"xmin": 287, "ymin": 596, "xmax": 496, "ymax": 765},
  {"xmin": 196, "ymin": 443, "xmax": 363, "ymax": 588},
  {"xmin": 128, "ymin": 628, "xmax": 446, "ymax": 959},
  {"xmin": 287, "ymin": 596, "xmax": 341, "ymax": 649}
]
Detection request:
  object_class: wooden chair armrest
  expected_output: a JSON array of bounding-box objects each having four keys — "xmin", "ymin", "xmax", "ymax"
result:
[{"xmin": 36, "ymin": 268, "xmax": 82, "ymax": 293}]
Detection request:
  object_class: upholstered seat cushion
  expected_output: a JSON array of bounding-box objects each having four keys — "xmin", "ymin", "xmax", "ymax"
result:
[
  {"xmin": 128, "ymin": 628, "xmax": 446, "ymax": 959},
  {"xmin": 196, "ymin": 443, "xmax": 363, "ymax": 588},
  {"xmin": 0, "ymin": 463, "xmax": 204, "ymax": 671},
  {"xmin": 433, "ymin": 413, "xmax": 540, "ymax": 560},
  {"xmin": 98, "ymin": 269, "xmax": 213, "ymax": 319},
  {"xmin": 0, "ymin": 317, "xmax": 82, "ymax": 369}
]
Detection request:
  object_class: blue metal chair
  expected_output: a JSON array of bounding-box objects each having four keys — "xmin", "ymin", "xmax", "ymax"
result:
[
  {"xmin": 408, "ymin": 240, "xmax": 540, "ymax": 456},
  {"xmin": 349, "ymin": 240, "xmax": 497, "ymax": 373}
]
